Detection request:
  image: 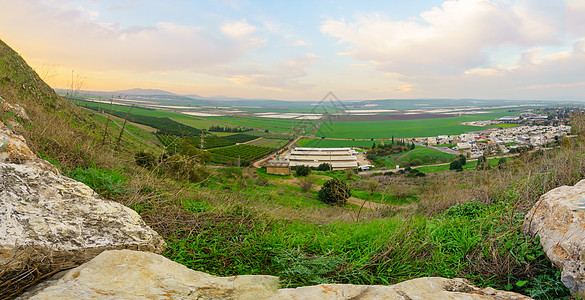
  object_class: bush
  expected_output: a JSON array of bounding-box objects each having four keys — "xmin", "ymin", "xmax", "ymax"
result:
[
  {"xmin": 134, "ymin": 150, "xmax": 157, "ymax": 169},
  {"xmin": 318, "ymin": 178, "xmax": 351, "ymax": 206},
  {"xmin": 297, "ymin": 176, "xmax": 316, "ymax": 193},
  {"xmin": 316, "ymin": 163, "xmax": 332, "ymax": 171},
  {"xmin": 296, "ymin": 165, "xmax": 311, "ymax": 177},
  {"xmin": 449, "ymin": 159, "xmax": 463, "ymax": 171}
]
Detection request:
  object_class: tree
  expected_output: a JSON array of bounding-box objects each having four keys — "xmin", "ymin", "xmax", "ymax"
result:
[
  {"xmin": 297, "ymin": 176, "xmax": 316, "ymax": 193},
  {"xmin": 296, "ymin": 165, "xmax": 311, "ymax": 177},
  {"xmin": 450, "ymin": 159, "xmax": 463, "ymax": 171},
  {"xmin": 316, "ymin": 163, "xmax": 332, "ymax": 171},
  {"xmin": 458, "ymin": 154, "xmax": 467, "ymax": 165},
  {"xmin": 318, "ymin": 178, "xmax": 351, "ymax": 206},
  {"xmin": 372, "ymin": 142, "xmax": 376, "ymax": 149},
  {"xmin": 477, "ymin": 155, "xmax": 490, "ymax": 170}
]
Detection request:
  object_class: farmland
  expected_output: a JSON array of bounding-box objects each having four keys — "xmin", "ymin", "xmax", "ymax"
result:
[
  {"xmin": 245, "ymin": 137, "xmax": 288, "ymax": 148},
  {"xmin": 208, "ymin": 144, "xmax": 275, "ymax": 165},
  {"xmin": 298, "ymin": 138, "xmax": 380, "ymax": 148},
  {"xmin": 207, "ymin": 116, "xmax": 318, "ymax": 133},
  {"xmin": 314, "ymin": 112, "xmax": 513, "ymax": 139}
]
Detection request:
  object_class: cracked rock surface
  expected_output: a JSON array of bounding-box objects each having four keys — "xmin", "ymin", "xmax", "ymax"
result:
[
  {"xmin": 524, "ymin": 179, "xmax": 585, "ymax": 294},
  {"xmin": 19, "ymin": 250, "xmax": 532, "ymax": 300}
]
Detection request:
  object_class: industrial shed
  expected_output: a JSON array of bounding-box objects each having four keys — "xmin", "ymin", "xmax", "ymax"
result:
[{"xmin": 285, "ymin": 147, "xmax": 359, "ymax": 170}]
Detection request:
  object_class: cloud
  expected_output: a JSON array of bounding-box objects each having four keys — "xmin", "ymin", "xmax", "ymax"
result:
[
  {"xmin": 223, "ymin": 54, "xmax": 318, "ymax": 90},
  {"xmin": 321, "ymin": 0, "xmax": 563, "ymax": 75},
  {"xmin": 403, "ymin": 39, "xmax": 585, "ymax": 99},
  {"xmin": 220, "ymin": 21, "xmax": 257, "ymax": 38},
  {"xmin": 567, "ymin": 0, "xmax": 585, "ymax": 36},
  {"xmin": 0, "ymin": 1, "xmax": 262, "ymax": 72},
  {"xmin": 294, "ymin": 40, "xmax": 307, "ymax": 46}
]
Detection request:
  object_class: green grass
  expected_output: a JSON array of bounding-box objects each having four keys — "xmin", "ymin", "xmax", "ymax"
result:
[
  {"xmin": 207, "ymin": 116, "xmax": 317, "ymax": 133},
  {"xmin": 415, "ymin": 157, "xmax": 502, "ymax": 173},
  {"xmin": 164, "ymin": 199, "xmax": 566, "ymax": 298},
  {"xmin": 435, "ymin": 143, "xmax": 456, "ymax": 148},
  {"xmin": 314, "ymin": 112, "xmax": 513, "ymax": 139},
  {"xmin": 380, "ymin": 146, "xmax": 457, "ymax": 167},
  {"xmin": 67, "ymin": 167, "xmax": 128, "ymax": 198},
  {"xmin": 350, "ymin": 190, "xmax": 417, "ymax": 205},
  {"xmin": 298, "ymin": 138, "xmax": 380, "ymax": 148}
]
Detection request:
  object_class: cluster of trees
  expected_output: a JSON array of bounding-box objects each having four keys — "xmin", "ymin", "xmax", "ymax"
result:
[
  {"xmin": 449, "ymin": 154, "xmax": 467, "ymax": 171},
  {"xmin": 293, "ymin": 163, "xmax": 333, "ymax": 177},
  {"xmin": 367, "ymin": 137, "xmax": 415, "ymax": 160},
  {"xmin": 208, "ymin": 125, "xmax": 252, "ymax": 133}
]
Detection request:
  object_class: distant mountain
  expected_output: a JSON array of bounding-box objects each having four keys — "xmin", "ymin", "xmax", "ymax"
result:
[{"xmin": 112, "ymin": 88, "xmax": 178, "ymax": 96}]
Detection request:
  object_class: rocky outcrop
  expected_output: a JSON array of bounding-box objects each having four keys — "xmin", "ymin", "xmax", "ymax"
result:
[
  {"xmin": 1, "ymin": 96, "xmax": 30, "ymax": 123},
  {"xmin": 0, "ymin": 121, "xmax": 166, "ymax": 273},
  {"xmin": 524, "ymin": 179, "xmax": 585, "ymax": 294},
  {"xmin": 0, "ymin": 122, "xmax": 57, "ymax": 174},
  {"xmin": 20, "ymin": 249, "xmax": 532, "ymax": 300}
]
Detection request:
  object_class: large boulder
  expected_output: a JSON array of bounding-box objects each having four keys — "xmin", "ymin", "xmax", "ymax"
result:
[
  {"xmin": 20, "ymin": 249, "xmax": 532, "ymax": 300},
  {"xmin": 524, "ymin": 179, "xmax": 585, "ymax": 294},
  {"xmin": 0, "ymin": 123, "xmax": 166, "ymax": 273}
]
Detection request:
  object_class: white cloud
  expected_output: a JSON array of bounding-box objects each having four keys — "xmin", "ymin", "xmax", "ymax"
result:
[
  {"xmin": 223, "ymin": 54, "xmax": 318, "ymax": 90},
  {"xmin": 220, "ymin": 21, "xmax": 256, "ymax": 38},
  {"xmin": 294, "ymin": 40, "xmax": 307, "ymax": 46},
  {"xmin": 321, "ymin": 0, "xmax": 563, "ymax": 75},
  {"xmin": 0, "ymin": 1, "xmax": 262, "ymax": 72}
]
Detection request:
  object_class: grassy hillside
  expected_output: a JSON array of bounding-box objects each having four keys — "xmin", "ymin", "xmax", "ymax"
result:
[{"xmin": 0, "ymin": 38, "xmax": 577, "ymax": 300}]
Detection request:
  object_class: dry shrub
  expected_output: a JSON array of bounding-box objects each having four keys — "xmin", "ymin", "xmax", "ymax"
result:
[{"xmin": 297, "ymin": 176, "xmax": 316, "ymax": 193}]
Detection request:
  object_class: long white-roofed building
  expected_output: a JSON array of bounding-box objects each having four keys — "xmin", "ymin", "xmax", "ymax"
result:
[{"xmin": 285, "ymin": 147, "xmax": 359, "ymax": 170}]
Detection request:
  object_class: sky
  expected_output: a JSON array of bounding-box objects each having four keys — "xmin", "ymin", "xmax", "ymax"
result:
[{"xmin": 0, "ymin": 0, "xmax": 584, "ymax": 101}]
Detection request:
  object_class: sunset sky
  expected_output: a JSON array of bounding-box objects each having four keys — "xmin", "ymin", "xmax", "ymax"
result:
[{"xmin": 1, "ymin": 0, "xmax": 584, "ymax": 100}]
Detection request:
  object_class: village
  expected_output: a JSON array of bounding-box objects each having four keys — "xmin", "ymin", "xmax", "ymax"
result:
[{"xmin": 415, "ymin": 123, "xmax": 571, "ymax": 158}]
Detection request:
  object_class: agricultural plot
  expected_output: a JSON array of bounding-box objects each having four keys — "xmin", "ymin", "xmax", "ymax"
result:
[
  {"xmin": 157, "ymin": 134, "xmax": 236, "ymax": 150},
  {"xmin": 207, "ymin": 116, "xmax": 317, "ymax": 133},
  {"xmin": 314, "ymin": 112, "xmax": 512, "ymax": 139},
  {"xmin": 245, "ymin": 137, "xmax": 288, "ymax": 148},
  {"xmin": 222, "ymin": 133, "xmax": 258, "ymax": 143},
  {"xmin": 246, "ymin": 130, "xmax": 293, "ymax": 140},
  {"xmin": 208, "ymin": 144, "xmax": 275, "ymax": 165},
  {"xmin": 298, "ymin": 138, "xmax": 380, "ymax": 148}
]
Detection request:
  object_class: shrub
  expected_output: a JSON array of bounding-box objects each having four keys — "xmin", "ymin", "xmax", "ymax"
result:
[
  {"xmin": 449, "ymin": 159, "xmax": 463, "ymax": 171},
  {"xmin": 316, "ymin": 163, "xmax": 332, "ymax": 171},
  {"xmin": 318, "ymin": 178, "xmax": 351, "ymax": 206},
  {"xmin": 411, "ymin": 158, "xmax": 423, "ymax": 166},
  {"xmin": 297, "ymin": 176, "xmax": 316, "ymax": 193},
  {"xmin": 134, "ymin": 150, "xmax": 157, "ymax": 169},
  {"xmin": 296, "ymin": 165, "xmax": 311, "ymax": 177}
]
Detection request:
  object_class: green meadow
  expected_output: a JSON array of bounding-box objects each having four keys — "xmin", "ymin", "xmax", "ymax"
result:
[{"xmin": 314, "ymin": 112, "xmax": 512, "ymax": 139}]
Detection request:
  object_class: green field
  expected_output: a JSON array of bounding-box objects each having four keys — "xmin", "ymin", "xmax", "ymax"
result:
[
  {"xmin": 380, "ymin": 146, "xmax": 457, "ymax": 167},
  {"xmin": 207, "ymin": 116, "xmax": 317, "ymax": 133},
  {"xmin": 415, "ymin": 157, "xmax": 502, "ymax": 173},
  {"xmin": 298, "ymin": 138, "xmax": 381, "ymax": 148},
  {"xmin": 314, "ymin": 112, "xmax": 513, "ymax": 139}
]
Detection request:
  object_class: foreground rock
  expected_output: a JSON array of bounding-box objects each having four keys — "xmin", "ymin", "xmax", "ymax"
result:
[
  {"xmin": 524, "ymin": 179, "xmax": 585, "ymax": 294},
  {"xmin": 0, "ymin": 122, "xmax": 166, "ymax": 272},
  {"xmin": 0, "ymin": 122, "xmax": 57, "ymax": 174},
  {"xmin": 21, "ymin": 249, "xmax": 531, "ymax": 300}
]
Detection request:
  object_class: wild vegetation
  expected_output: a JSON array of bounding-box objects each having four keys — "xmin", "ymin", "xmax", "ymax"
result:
[{"xmin": 1, "ymin": 38, "xmax": 582, "ymax": 299}]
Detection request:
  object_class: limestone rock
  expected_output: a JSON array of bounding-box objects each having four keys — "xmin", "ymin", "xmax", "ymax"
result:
[
  {"xmin": 21, "ymin": 250, "xmax": 531, "ymax": 300},
  {"xmin": 0, "ymin": 162, "xmax": 166, "ymax": 272},
  {"xmin": 0, "ymin": 122, "xmax": 58, "ymax": 174},
  {"xmin": 524, "ymin": 179, "xmax": 585, "ymax": 294},
  {"xmin": 0, "ymin": 96, "xmax": 30, "ymax": 123},
  {"xmin": 273, "ymin": 277, "xmax": 531, "ymax": 300},
  {"xmin": 18, "ymin": 249, "xmax": 280, "ymax": 300}
]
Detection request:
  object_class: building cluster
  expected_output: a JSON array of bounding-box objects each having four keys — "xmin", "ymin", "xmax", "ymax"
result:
[
  {"xmin": 265, "ymin": 147, "xmax": 365, "ymax": 174},
  {"xmin": 416, "ymin": 124, "xmax": 571, "ymax": 158}
]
